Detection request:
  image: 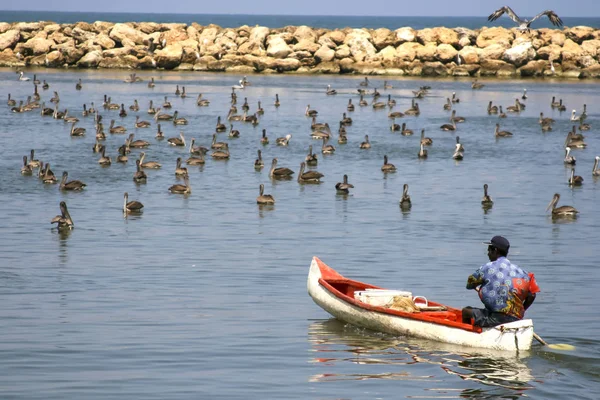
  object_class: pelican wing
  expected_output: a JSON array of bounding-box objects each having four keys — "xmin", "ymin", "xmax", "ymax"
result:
[
  {"xmin": 529, "ymin": 10, "xmax": 563, "ymax": 26},
  {"xmin": 488, "ymin": 6, "xmax": 522, "ymax": 24}
]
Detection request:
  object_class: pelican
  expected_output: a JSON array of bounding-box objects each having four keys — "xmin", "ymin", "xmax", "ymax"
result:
[
  {"xmin": 211, "ymin": 134, "xmax": 228, "ymax": 150},
  {"xmin": 305, "ymin": 105, "xmax": 318, "ymax": 117},
  {"xmin": 175, "ymin": 85, "xmax": 181, "ymax": 96},
  {"xmin": 42, "ymin": 80, "xmax": 49, "ymax": 90},
  {"xmin": 26, "ymin": 149, "xmax": 40, "ymax": 168},
  {"xmin": 175, "ymin": 157, "xmax": 188, "ymax": 177},
  {"xmin": 129, "ymin": 99, "xmax": 140, "ymax": 111},
  {"xmin": 117, "ymin": 145, "xmax": 128, "ymax": 163},
  {"xmin": 360, "ymin": 135, "xmax": 371, "ymax": 149},
  {"xmin": 42, "ymin": 163, "xmax": 57, "ymax": 184},
  {"xmin": 335, "ymin": 175, "xmax": 354, "ymax": 194},
  {"xmin": 216, "ymin": 116, "xmax": 226, "ymax": 132},
  {"xmin": 135, "ymin": 116, "xmax": 151, "ymax": 128},
  {"xmin": 506, "ymin": 99, "xmax": 521, "ymax": 113},
  {"xmin": 139, "ymin": 152, "xmax": 161, "ymax": 169},
  {"xmin": 381, "ymin": 155, "xmax": 396, "ymax": 172},
  {"xmin": 440, "ymin": 118, "xmax": 457, "ymax": 131},
  {"xmin": 420, "ymin": 129, "xmax": 433, "ymax": 146},
  {"xmin": 341, "ymin": 112, "xmax": 352, "ymax": 126},
  {"xmin": 241, "ymin": 97, "xmax": 249, "ymax": 112},
  {"xmin": 155, "ymin": 124, "xmax": 164, "ymax": 139},
  {"xmin": 172, "ymin": 111, "xmax": 188, "ymax": 125},
  {"xmin": 522, "ymin": 89, "xmax": 528, "ymax": 100},
  {"xmin": 482, "ymin": 184, "xmax": 494, "ymax": 207},
  {"xmin": 274, "ymin": 94, "xmax": 280, "ymax": 107},
  {"xmin": 387, "ymin": 95, "xmax": 396, "ymax": 108},
  {"xmin": 418, "ymin": 143, "xmax": 428, "ymax": 159},
  {"xmin": 579, "ymin": 120, "xmax": 591, "ymax": 131},
  {"xmin": 326, "ymin": 84, "xmax": 337, "ymax": 95},
  {"xmin": 565, "ymin": 132, "xmax": 586, "ymax": 148},
  {"xmin": 498, "ymin": 106, "xmax": 507, "ymax": 118},
  {"xmin": 211, "ymin": 148, "xmax": 230, "ymax": 160},
  {"xmin": 405, "ymin": 103, "xmax": 420, "ymax": 116},
  {"xmin": 148, "ymin": 77, "xmax": 155, "ymax": 88},
  {"xmin": 51, "ymin": 201, "xmax": 74, "ymax": 230},
  {"xmin": 452, "ymin": 143, "xmax": 464, "ymax": 160},
  {"xmin": 321, "ymin": 137, "xmax": 335, "ymax": 154},
  {"xmin": 17, "ymin": 71, "xmax": 30, "ymax": 81},
  {"xmin": 119, "ymin": 104, "xmax": 127, "ymax": 118},
  {"xmin": 168, "ymin": 132, "xmax": 186, "ymax": 147},
  {"xmin": 75, "ymin": 78, "xmax": 82, "ymax": 91},
  {"xmin": 399, "ymin": 184, "xmax": 411, "ymax": 209},
  {"xmin": 260, "ymin": 129, "xmax": 269, "ymax": 145},
  {"xmin": 471, "ymin": 79, "xmax": 484, "ymax": 89},
  {"xmin": 338, "ymin": 122, "xmax": 347, "ymax": 136},
  {"xmin": 592, "ymin": 156, "xmax": 600, "ymax": 176},
  {"xmin": 401, "ymin": 123, "xmax": 414, "ymax": 136},
  {"xmin": 539, "ymin": 112, "xmax": 554, "ymax": 125},
  {"xmin": 359, "ymin": 95, "xmax": 368, "ymax": 107},
  {"xmin": 488, "ymin": 6, "xmax": 563, "ymax": 32},
  {"xmin": 298, "ymin": 162, "xmax": 324, "ymax": 183},
  {"xmin": 10, "ymin": 99, "xmax": 24, "ymax": 113},
  {"xmin": 109, "ymin": 120, "xmax": 127, "ymax": 134},
  {"xmin": 133, "ymin": 160, "xmax": 147, "ymax": 183},
  {"xmin": 305, "ymin": 145, "xmax": 318, "ymax": 166},
  {"xmin": 269, "ymin": 158, "xmax": 294, "ymax": 179},
  {"xmin": 50, "ymin": 91, "xmax": 60, "ymax": 103},
  {"xmin": 197, "ymin": 94, "xmax": 210, "ymax": 106},
  {"xmin": 162, "ymin": 96, "xmax": 172, "ymax": 109},
  {"xmin": 232, "ymin": 80, "xmax": 245, "ymax": 90},
  {"xmin": 276, "ymin": 134, "xmax": 292, "ymax": 146},
  {"xmin": 7, "ymin": 93, "xmax": 16, "ymax": 106},
  {"xmin": 338, "ymin": 131, "xmax": 347, "ymax": 145},
  {"xmin": 21, "ymin": 155, "xmax": 33, "ymax": 175},
  {"xmin": 189, "ymin": 138, "xmax": 208, "ymax": 155},
  {"xmin": 127, "ymin": 133, "xmax": 150, "ymax": 148},
  {"xmin": 451, "ymin": 92, "xmax": 460, "ymax": 103},
  {"xmin": 123, "ymin": 192, "xmax": 144, "ymax": 214},
  {"xmin": 254, "ymin": 150, "xmax": 264, "ymax": 170},
  {"xmin": 359, "ymin": 77, "xmax": 369, "ymax": 87},
  {"xmin": 147, "ymin": 100, "xmax": 156, "ymax": 114},
  {"xmin": 311, "ymin": 117, "xmax": 328, "ymax": 131},
  {"xmin": 169, "ymin": 176, "xmax": 191, "ymax": 194},
  {"xmin": 494, "ymin": 123, "xmax": 513, "ymax": 137},
  {"xmin": 388, "ymin": 108, "xmax": 404, "ymax": 118},
  {"xmin": 570, "ymin": 110, "xmax": 581, "ymax": 122},
  {"xmin": 451, "ymin": 110, "xmax": 465, "ymax": 123},
  {"xmin": 568, "ymin": 168, "xmax": 583, "ymax": 186},
  {"xmin": 257, "ymin": 101, "xmax": 264, "ymax": 115},
  {"xmin": 70, "ymin": 122, "xmax": 86, "ymax": 137},
  {"xmin": 60, "ymin": 171, "xmax": 86, "ymax": 191},
  {"xmin": 455, "ymin": 136, "xmax": 465, "ymax": 153},
  {"xmin": 546, "ymin": 193, "xmax": 578, "ymax": 216},
  {"xmin": 256, "ymin": 184, "xmax": 275, "ymax": 205},
  {"xmin": 487, "ymin": 101, "xmax": 498, "ymax": 114},
  {"xmin": 443, "ymin": 98, "xmax": 452, "ymax": 111},
  {"xmin": 390, "ymin": 118, "xmax": 401, "ymax": 131},
  {"xmin": 384, "ymin": 81, "xmax": 393, "ymax": 89},
  {"xmin": 186, "ymin": 152, "xmax": 205, "ymax": 165},
  {"xmin": 347, "ymin": 99, "xmax": 355, "ymax": 112},
  {"xmin": 98, "ymin": 145, "xmax": 112, "ymax": 165}
]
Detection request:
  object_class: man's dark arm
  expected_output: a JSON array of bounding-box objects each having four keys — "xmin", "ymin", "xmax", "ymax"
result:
[{"xmin": 524, "ymin": 293, "xmax": 536, "ymax": 310}]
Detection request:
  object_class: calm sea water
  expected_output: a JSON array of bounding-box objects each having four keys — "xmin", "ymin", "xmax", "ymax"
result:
[
  {"xmin": 0, "ymin": 68, "xmax": 599, "ymax": 399},
  {"xmin": 1, "ymin": 10, "xmax": 599, "ymax": 30}
]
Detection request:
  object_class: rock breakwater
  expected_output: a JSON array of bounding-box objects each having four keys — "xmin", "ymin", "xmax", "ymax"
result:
[{"xmin": 2, "ymin": 21, "xmax": 600, "ymax": 78}]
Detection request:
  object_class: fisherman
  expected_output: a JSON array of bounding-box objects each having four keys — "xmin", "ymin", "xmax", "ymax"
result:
[{"xmin": 462, "ymin": 236, "xmax": 539, "ymax": 327}]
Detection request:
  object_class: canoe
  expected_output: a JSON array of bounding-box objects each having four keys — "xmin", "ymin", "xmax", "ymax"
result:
[{"xmin": 307, "ymin": 256, "xmax": 534, "ymax": 352}]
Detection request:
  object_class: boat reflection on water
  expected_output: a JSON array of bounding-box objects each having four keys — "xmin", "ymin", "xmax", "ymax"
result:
[{"xmin": 308, "ymin": 319, "xmax": 534, "ymax": 395}]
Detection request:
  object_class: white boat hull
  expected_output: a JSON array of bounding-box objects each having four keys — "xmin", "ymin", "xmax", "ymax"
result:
[{"xmin": 307, "ymin": 257, "xmax": 533, "ymax": 352}]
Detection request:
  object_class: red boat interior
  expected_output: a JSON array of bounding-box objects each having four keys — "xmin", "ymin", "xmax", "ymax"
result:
[{"xmin": 315, "ymin": 258, "xmax": 481, "ymax": 333}]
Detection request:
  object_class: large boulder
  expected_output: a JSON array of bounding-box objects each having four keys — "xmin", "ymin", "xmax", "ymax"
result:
[
  {"xmin": 436, "ymin": 43, "xmax": 458, "ymax": 63},
  {"xmin": 266, "ymin": 34, "xmax": 292, "ymax": 58},
  {"xmin": 94, "ymin": 33, "xmax": 116, "ymax": 50},
  {"xmin": 334, "ymin": 44, "xmax": 351, "ymax": 59},
  {"xmin": 581, "ymin": 39, "xmax": 600, "ymax": 57},
  {"xmin": 378, "ymin": 46, "xmax": 397, "ymax": 61},
  {"xmin": 294, "ymin": 26, "xmax": 317, "ymax": 43},
  {"xmin": 502, "ymin": 42, "xmax": 536, "ymax": 67},
  {"xmin": 77, "ymin": 50, "xmax": 103, "ymax": 68},
  {"xmin": 396, "ymin": 42, "xmax": 421, "ymax": 61},
  {"xmin": 314, "ymin": 45, "xmax": 335, "ymax": 62},
  {"xmin": 458, "ymin": 46, "xmax": 480, "ymax": 64},
  {"xmin": 565, "ymin": 26, "xmax": 595, "ymax": 44},
  {"xmin": 0, "ymin": 22, "xmax": 10, "ymax": 34},
  {"xmin": 44, "ymin": 50, "xmax": 65, "ymax": 67},
  {"xmin": 22, "ymin": 37, "xmax": 55, "ymax": 56},
  {"xmin": 0, "ymin": 30, "xmax": 20, "ymax": 51},
  {"xmin": 293, "ymin": 39, "xmax": 319, "ymax": 53},
  {"xmin": 344, "ymin": 29, "xmax": 377, "ymax": 62},
  {"xmin": 479, "ymin": 59, "xmax": 516, "ymax": 76},
  {"xmin": 561, "ymin": 39, "xmax": 584, "ymax": 63},
  {"xmin": 518, "ymin": 60, "xmax": 547, "ymax": 77},
  {"xmin": 481, "ymin": 43, "xmax": 508, "ymax": 60},
  {"xmin": 416, "ymin": 42, "xmax": 437, "ymax": 62},
  {"xmin": 422, "ymin": 61, "xmax": 448, "ymax": 76},
  {"xmin": 537, "ymin": 44, "xmax": 562, "ymax": 61},
  {"xmin": 394, "ymin": 27, "xmax": 416, "ymax": 44},
  {"xmin": 476, "ymin": 27, "xmax": 514, "ymax": 48},
  {"xmin": 109, "ymin": 23, "xmax": 146, "ymax": 45},
  {"xmin": 372, "ymin": 28, "xmax": 395, "ymax": 50},
  {"xmin": 433, "ymin": 27, "xmax": 459, "ymax": 46},
  {"xmin": 154, "ymin": 44, "xmax": 183, "ymax": 69}
]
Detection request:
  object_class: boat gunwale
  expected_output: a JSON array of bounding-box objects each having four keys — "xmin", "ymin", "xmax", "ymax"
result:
[{"xmin": 314, "ymin": 260, "xmax": 482, "ymax": 334}]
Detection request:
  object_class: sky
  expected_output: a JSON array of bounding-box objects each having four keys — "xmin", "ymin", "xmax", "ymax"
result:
[{"xmin": 2, "ymin": 0, "xmax": 599, "ymax": 17}]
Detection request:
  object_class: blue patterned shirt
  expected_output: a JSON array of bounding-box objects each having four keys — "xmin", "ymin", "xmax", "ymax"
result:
[{"xmin": 466, "ymin": 257, "xmax": 538, "ymax": 319}]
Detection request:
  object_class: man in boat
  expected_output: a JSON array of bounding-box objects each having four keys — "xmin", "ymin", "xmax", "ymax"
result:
[{"xmin": 462, "ymin": 236, "xmax": 540, "ymax": 327}]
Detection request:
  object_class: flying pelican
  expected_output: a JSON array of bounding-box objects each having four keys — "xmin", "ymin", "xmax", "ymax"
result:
[{"xmin": 488, "ymin": 6, "xmax": 563, "ymax": 32}]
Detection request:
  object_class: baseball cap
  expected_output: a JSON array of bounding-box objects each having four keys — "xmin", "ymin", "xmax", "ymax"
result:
[{"xmin": 483, "ymin": 236, "xmax": 510, "ymax": 252}]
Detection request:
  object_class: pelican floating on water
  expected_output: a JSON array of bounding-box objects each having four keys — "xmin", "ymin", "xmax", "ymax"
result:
[
  {"xmin": 482, "ymin": 184, "xmax": 494, "ymax": 207},
  {"xmin": 123, "ymin": 192, "xmax": 144, "ymax": 214},
  {"xmin": 546, "ymin": 193, "xmax": 578, "ymax": 217},
  {"xmin": 256, "ymin": 184, "xmax": 275, "ymax": 205},
  {"xmin": 51, "ymin": 201, "xmax": 74, "ymax": 230},
  {"xmin": 335, "ymin": 175, "xmax": 354, "ymax": 194}
]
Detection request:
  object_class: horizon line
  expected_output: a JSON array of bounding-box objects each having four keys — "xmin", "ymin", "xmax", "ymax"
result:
[{"xmin": 1, "ymin": 10, "xmax": 596, "ymax": 18}]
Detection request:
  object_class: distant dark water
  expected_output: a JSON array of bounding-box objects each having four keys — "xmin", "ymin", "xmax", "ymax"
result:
[{"xmin": 1, "ymin": 11, "xmax": 599, "ymax": 29}]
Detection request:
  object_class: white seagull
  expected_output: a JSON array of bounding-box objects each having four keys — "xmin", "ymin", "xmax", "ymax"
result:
[{"xmin": 488, "ymin": 6, "xmax": 563, "ymax": 32}]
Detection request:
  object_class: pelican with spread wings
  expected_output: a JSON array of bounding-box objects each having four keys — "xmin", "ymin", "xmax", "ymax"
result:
[{"xmin": 488, "ymin": 6, "xmax": 563, "ymax": 32}]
